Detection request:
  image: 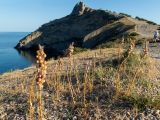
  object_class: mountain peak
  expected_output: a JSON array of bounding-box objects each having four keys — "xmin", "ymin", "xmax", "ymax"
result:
[{"xmin": 71, "ymin": 1, "xmax": 93, "ymax": 16}]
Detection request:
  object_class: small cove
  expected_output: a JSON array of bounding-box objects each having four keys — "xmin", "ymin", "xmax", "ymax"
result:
[{"xmin": 0, "ymin": 32, "xmax": 36, "ymax": 74}]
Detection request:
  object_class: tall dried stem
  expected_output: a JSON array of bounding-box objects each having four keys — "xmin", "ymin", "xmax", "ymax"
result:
[
  {"xmin": 29, "ymin": 83, "xmax": 34, "ymax": 120},
  {"xmin": 143, "ymin": 40, "xmax": 149, "ymax": 57},
  {"xmin": 36, "ymin": 45, "xmax": 47, "ymax": 120}
]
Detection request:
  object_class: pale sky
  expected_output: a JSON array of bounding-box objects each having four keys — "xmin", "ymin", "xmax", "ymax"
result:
[{"xmin": 0, "ymin": 0, "xmax": 159, "ymax": 32}]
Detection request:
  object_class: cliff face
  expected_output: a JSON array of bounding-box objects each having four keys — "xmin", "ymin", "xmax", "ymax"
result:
[{"xmin": 15, "ymin": 2, "xmax": 158, "ymax": 55}]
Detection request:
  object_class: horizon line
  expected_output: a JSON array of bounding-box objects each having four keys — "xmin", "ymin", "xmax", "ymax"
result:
[{"xmin": 0, "ymin": 31, "xmax": 31, "ymax": 33}]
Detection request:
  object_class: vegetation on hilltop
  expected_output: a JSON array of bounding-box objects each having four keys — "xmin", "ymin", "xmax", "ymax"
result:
[{"xmin": 135, "ymin": 16, "xmax": 157, "ymax": 25}]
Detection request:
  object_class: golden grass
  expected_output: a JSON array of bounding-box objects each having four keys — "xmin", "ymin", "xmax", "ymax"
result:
[{"xmin": 0, "ymin": 43, "xmax": 160, "ymax": 119}]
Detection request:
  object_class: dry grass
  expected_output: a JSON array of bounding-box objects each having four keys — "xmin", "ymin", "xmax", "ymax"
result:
[{"xmin": 0, "ymin": 44, "xmax": 160, "ymax": 119}]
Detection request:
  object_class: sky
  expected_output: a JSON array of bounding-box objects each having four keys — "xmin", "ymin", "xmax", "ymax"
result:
[{"xmin": 0, "ymin": 0, "xmax": 160, "ymax": 32}]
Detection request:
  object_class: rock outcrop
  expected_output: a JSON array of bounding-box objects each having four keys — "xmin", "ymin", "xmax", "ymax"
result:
[
  {"xmin": 15, "ymin": 2, "xmax": 159, "ymax": 56},
  {"xmin": 71, "ymin": 1, "xmax": 94, "ymax": 16}
]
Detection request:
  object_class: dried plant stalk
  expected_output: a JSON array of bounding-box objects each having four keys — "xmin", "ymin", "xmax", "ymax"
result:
[
  {"xmin": 128, "ymin": 39, "xmax": 135, "ymax": 55},
  {"xmin": 143, "ymin": 41, "xmax": 149, "ymax": 57},
  {"xmin": 66, "ymin": 42, "xmax": 74, "ymax": 57},
  {"xmin": 29, "ymin": 85, "xmax": 34, "ymax": 120},
  {"xmin": 36, "ymin": 45, "xmax": 47, "ymax": 120}
]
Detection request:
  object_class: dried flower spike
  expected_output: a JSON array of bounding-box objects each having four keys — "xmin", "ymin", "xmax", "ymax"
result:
[
  {"xmin": 36, "ymin": 45, "xmax": 47, "ymax": 88},
  {"xmin": 128, "ymin": 39, "xmax": 135, "ymax": 54},
  {"xmin": 66, "ymin": 42, "xmax": 74, "ymax": 57},
  {"xmin": 36, "ymin": 44, "xmax": 47, "ymax": 120},
  {"xmin": 143, "ymin": 41, "xmax": 149, "ymax": 56}
]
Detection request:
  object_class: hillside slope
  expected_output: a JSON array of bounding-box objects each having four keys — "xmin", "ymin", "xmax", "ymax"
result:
[
  {"xmin": 15, "ymin": 2, "xmax": 158, "ymax": 56},
  {"xmin": 1, "ymin": 47, "xmax": 160, "ymax": 119}
]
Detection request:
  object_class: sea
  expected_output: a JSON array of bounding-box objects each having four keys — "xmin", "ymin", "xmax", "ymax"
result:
[{"xmin": 0, "ymin": 32, "xmax": 36, "ymax": 74}]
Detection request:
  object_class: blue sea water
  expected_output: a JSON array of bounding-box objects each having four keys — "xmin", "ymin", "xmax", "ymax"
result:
[{"xmin": 0, "ymin": 32, "xmax": 35, "ymax": 74}]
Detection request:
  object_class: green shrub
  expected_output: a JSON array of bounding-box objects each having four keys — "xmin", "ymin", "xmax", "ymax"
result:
[
  {"xmin": 96, "ymin": 41, "xmax": 119, "ymax": 48},
  {"xmin": 73, "ymin": 47, "xmax": 88, "ymax": 54},
  {"xmin": 135, "ymin": 39, "xmax": 144, "ymax": 45},
  {"xmin": 120, "ymin": 13, "xmax": 132, "ymax": 17},
  {"xmin": 135, "ymin": 16, "xmax": 157, "ymax": 25},
  {"xmin": 95, "ymin": 66, "xmax": 107, "ymax": 79},
  {"xmin": 130, "ymin": 32, "xmax": 139, "ymax": 36},
  {"xmin": 120, "ymin": 95, "xmax": 160, "ymax": 110}
]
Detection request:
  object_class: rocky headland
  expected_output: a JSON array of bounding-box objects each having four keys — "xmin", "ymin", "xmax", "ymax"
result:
[{"xmin": 15, "ymin": 2, "xmax": 159, "ymax": 57}]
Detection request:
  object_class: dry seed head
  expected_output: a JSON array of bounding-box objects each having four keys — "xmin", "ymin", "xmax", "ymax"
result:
[
  {"xmin": 128, "ymin": 40, "xmax": 135, "ymax": 54},
  {"xmin": 36, "ymin": 45, "xmax": 47, "ymax": 88},
  {"xmin": 66, "ymin": 42, "xmax": 74, "ymax": 57},
  {"xmin": 143, "ymin": 41, "xmax": 149, "ymax": 56},
  {"xmin": 57, "ymin": 58, "xmax": 63, "ymax": 70},
  {"xmin": 58, "ymin": 58, "xmax": 62, "ymax": 66},
  {"xmin": 122, "ymin": 36, "xmax": 125, "ymax": 42}
]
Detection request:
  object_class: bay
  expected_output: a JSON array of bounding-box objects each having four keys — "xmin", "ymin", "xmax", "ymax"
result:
[{"xmin": 0, "ymin": 32, "xmax": 36, "ymax": 74}]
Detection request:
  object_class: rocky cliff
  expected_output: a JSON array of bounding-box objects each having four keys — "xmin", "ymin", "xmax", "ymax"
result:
[{"xmin": 15, "ymin": 2, "xmax": 158, "ymax": 56}]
